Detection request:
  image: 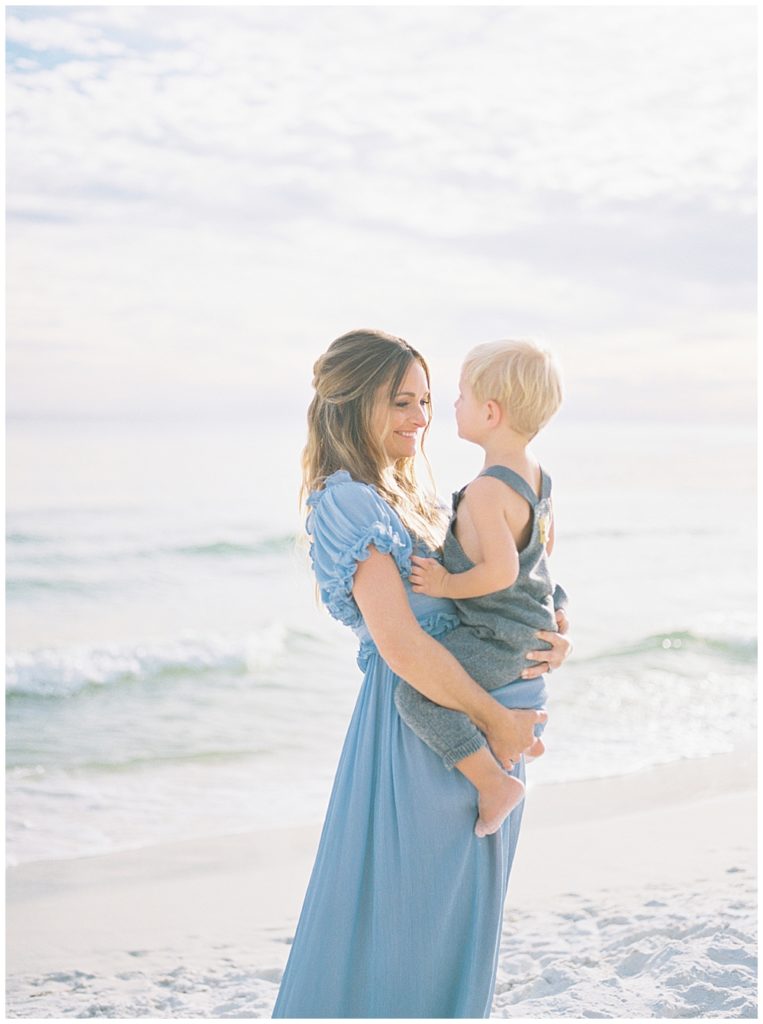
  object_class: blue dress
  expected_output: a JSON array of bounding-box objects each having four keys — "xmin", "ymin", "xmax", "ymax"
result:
[{"xmin": 272, "ymin": 471, "xmax": 545, "ymax": 1019}]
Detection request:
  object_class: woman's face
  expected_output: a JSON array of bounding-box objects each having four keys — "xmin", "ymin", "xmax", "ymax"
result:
[{"xmin": 371, "ymin": 360, "xmax": 430, "ymax": 466}]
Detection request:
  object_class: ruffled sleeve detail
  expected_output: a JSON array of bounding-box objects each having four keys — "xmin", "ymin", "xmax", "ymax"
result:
[{"xmin": 306, "ymin": 471, "xmax": 413, "ymax": 628}]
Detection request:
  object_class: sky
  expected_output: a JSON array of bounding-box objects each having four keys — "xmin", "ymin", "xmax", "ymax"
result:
[{"xmin": 6, "ymin": 5, "xmax": 757, "ymax": 423}]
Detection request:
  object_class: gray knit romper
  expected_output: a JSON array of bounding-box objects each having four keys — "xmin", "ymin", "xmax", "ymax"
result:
[{"xmin": 394, "ymin": 464, "xmax": 564, "ymax": 770}]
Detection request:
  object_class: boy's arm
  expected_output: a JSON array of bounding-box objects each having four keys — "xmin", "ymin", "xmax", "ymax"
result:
[
  {"xmin": 546, "ymin": 508, "xmax": 570, "ymax": 619},
  {"xmin": 544, "ymin": 507, "xmax": 566, "ymax": 606},
  {"xmin": 410, "ymin": 477, "xmax": 519, "ymax": 599}
]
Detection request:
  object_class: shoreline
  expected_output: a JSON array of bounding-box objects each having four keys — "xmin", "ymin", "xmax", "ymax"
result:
[
  {"xmin": 9, "ymin": 743, "xmax": 754, "ymax": 874},
  {"xmin": 7, "ymin": 748, "xmax": 757, "ymax": 1017}
]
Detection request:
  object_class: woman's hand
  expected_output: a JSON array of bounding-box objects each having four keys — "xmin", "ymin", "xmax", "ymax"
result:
[
  {"xmin": 484, "ymin": 706, "xmax": 548, "ymax": 770},
  {"xmin": 521, "ymin": 608, "xmax": 572, "ymax": 679}
]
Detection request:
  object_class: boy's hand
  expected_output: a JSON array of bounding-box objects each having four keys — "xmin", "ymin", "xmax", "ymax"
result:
[{"xmin": 410, "ymin": 556, "xmax": 450, "ymax": 597}]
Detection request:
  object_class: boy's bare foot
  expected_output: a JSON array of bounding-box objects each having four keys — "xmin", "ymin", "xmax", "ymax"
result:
[
  {"xmin": 474, "ymin": 774, "xmax": 525, "ymax": 838},
  {"xmin": 455, "ymin": 746, "xmax": 527, "ymax": 838},
  {"xmin": 524, "ymin": 736, "xmax": 545, "ymax": 764}
]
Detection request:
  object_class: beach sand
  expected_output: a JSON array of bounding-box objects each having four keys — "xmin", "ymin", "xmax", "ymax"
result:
[{"xmin": 6, "ymin": 748, "xmax": 757, "ymax": 1018}]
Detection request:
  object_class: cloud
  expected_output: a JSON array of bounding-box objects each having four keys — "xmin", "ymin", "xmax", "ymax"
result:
[
  {"xmin": 7, "ymin": 7, "xmax": 756, "ymax": 223},
  {"xmin": 5, "ymin": 6, "xmax": 756, "ymax": 420},
  {"xmin": 6, "ymin": 12, "xmax": 126, "ymax": 57}
]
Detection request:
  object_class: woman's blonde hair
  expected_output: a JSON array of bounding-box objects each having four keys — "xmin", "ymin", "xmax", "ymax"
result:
[
  {"xmin": 301, "ymin": 329, "xmax": 447, "ymax": 549},
  {"xmin": 461, "ymin": 340, "xmax": 563, "ymax": 437}
]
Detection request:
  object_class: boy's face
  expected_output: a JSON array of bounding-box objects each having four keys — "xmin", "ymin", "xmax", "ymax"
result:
[{"xmin": 454, "ymin": 376, "xmax": 488, "ymax": 441}]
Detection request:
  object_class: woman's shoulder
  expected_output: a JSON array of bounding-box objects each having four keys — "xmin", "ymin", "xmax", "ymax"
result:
[
  {"xmin": 305, "ymin": 471, "xmax": 413, "ymax": 627},
  {"xmin": 307, "ymin": 471, "xmax": 392, "ymax": 520},
  {"xmin": 306, "ymin": 470, "xmax": 410, "ymax": 546},
  {"xmin": 307, "ymin": 469, "xmax": 374, "ymax": 501}
]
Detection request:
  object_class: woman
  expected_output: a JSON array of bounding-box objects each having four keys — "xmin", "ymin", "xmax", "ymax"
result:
[{"xmin": 272, "ymin": 329, "xmax": 571, "ymax": 1019}]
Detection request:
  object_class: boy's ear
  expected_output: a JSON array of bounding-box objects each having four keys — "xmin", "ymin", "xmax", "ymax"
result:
[{"xmin": 485, "ymin": 399, "xmax": 502, "ymax": 424}]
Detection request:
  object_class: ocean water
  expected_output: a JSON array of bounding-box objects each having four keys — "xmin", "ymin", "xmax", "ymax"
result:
[{"xmin": 6, "ymin": 415, "xmax": 756, "ymax": 865}]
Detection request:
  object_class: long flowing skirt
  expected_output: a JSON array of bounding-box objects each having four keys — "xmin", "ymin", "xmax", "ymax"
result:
[{"xmin": 272, "ymin": 658, "xmax": 545, "ymax": 1019}]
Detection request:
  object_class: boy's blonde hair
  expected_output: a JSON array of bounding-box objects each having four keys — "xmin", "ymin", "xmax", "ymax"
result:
[{"xmin": 461, "ymin": 340, "xmax": 562, "ymax": 437}]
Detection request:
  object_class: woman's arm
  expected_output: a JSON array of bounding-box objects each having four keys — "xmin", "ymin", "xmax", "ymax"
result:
[{"xmin": 353, "ymin": 547, "xmax": 546, "ymax": 766}]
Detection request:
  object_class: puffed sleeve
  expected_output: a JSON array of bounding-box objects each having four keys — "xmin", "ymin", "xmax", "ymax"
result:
[{"xmin": 306, "ymin": 471, "xmax": 413, "ymax": 628}]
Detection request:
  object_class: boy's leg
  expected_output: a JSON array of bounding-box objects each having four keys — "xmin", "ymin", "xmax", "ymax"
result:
[
  {"xmin": 394, "ymin": 679, "xmax": 487, "ymax": 770},
  {"xmin": 457, "ymin": 747, "xmax": 525, "ymax": 836},
  {"xmin": 394, "ymin": 680, "xmax": 525, "ymax": 836}
]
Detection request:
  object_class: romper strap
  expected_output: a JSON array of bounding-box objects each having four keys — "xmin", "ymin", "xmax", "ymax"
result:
[
  {"xmin": 451, "ymin": 485, "xmax": 467, "ymax": 514},
  {"xmin": 478, "ymin": 465, "xmax": 546, "ymax": 507}
]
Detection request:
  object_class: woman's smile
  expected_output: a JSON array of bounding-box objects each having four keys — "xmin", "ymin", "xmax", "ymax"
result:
[{"xmin": 373, "ymin": 361, "xmax": 430, "ymax": 464}]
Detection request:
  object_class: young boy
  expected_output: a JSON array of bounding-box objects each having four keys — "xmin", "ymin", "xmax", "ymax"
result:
[{"xmin": 394, "ymin": 339, "xmax": 567, "ymax": 837}]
